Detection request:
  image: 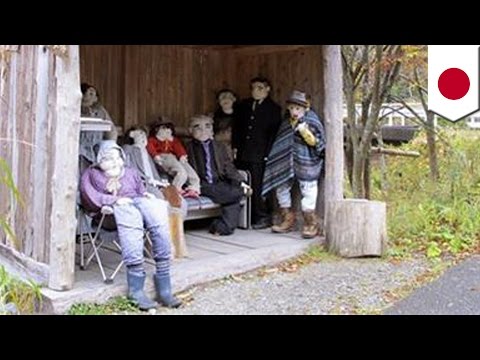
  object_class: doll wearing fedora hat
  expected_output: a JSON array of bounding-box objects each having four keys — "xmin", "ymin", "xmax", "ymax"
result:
[{"xmin": 262, "ymin": 90, "xmax": 326, "ymax": 239}]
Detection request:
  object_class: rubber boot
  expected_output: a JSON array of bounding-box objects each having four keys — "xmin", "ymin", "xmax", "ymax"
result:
[
  {"xmin": 126, "ymin": 270, "xmax": 157, "ymax": 311},
  {"xmin": 154, "ymin": 274, "xmax": 182, "ymax": 309}
]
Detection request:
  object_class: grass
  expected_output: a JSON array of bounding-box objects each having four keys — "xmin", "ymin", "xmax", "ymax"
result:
[
  {"xmin": 68, "ymin": 297, "xmax": 142, "ymax": 315},
  {"xmin": 371, "ymin": 129, "xmax": 480, "ymax": 260},
  {"xmin": 0, "ymin": 266, "xmax": 42, "ymax": 314}
]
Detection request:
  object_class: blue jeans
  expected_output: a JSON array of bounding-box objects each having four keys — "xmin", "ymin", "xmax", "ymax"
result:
[{"xmin": 113, "ymin": 197, "xmax": 171, "ymax": 267}]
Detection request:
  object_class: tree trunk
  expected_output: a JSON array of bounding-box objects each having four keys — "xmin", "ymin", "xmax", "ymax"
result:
[
  {"xmin": 351, "ymin": 151, "xmax": 365, "ymax": 198},
  {"xmin": 426, "ymin": 111, "xmax": 439, "ymax": 181},
  {"xmin": 327, "ymin": 199, "xmax": 387, "ymax": 257},
  {"xmin": 364, "ymin": 154, "xmax": 371, "ymax": 200},
  {"xmin": 376, "ymin": 126, "xmax": 389, "ymax": 192},
  {"xmin": 323, "ymin": 45, "xmax": 344, "ymax": 236}
]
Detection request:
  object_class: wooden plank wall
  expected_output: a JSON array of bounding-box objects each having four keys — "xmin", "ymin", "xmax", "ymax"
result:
[
  {"xmin": 0, "ymin": 45, "xmax": 57, "ymax": 265},
  {"xmin": 80, "ymin": 45, "xmax": 325, "ymax": 133},
  {"xmin": 79, "ymin": 45, "xmax": 124, "ymax": 127},
  {"xmin": 122, "ymin": 45, "xmax": 237, "ymax": 130},
  {"xmin": 234, "ymin": 45, "xmax": 325, "ymax": 118}
]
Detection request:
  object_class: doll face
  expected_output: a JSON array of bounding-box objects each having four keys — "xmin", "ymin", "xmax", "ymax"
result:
[
  {"xmin": 287, "ymin": 104, "xmax": 307, "ymax": 120},
  {"xmin": 218, "ymin": 92, "xmax": 236, "ymax": 112},
  {"xmin": 251, "ymin": 81, "xmax": 270, "ymax": 101},
  {"xmin": 190, "ymin": 117, "xmax": 214, "ymax": 142},
  {"xmin": 99, "ymin": 148, "xmax": 124, "ymax": 178},
  {"xmin": 156, "ymin": 126, "xmax": 173, "ymax": 142},
  {"xmin": 130, "ymin": 129, "xmax": 148, "ymax": 147},
  {"xmin": 82, "ymin": 87, "xmax": 98, "ymax": 107}
]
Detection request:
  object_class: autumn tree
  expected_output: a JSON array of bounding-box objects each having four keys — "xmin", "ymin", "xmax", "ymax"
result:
[
  {"xmin": 390, "ymin": 45, "xmax": 439, "ymax": 181},
  {"xmin": 342, "ymin": 45, "xmax": 403, "ymax": 199}
]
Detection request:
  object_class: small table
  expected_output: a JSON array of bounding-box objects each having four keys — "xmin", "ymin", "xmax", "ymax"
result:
[{"xmin": 80, "ymin": 117, "xmax": 113, "ymax": 132}]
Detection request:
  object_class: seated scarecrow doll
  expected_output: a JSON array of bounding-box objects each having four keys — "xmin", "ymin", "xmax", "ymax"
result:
[
  {"xmin": 80, "ymin": 140, "xmax": 182, "ymax": 310},
  {"xmin": 123, "ymin": 126, "xmax": 188, "ymax": 217},
  {"xmin": 147, "ymin": 121, "xmax": 200, "ymax": 198},
  {"xmin": 185, "ymin": 115, "xmax": 252, "ymax": 236}
]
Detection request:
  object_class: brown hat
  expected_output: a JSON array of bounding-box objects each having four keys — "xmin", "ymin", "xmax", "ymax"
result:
[{"xmin": 286, "ymin": 90, "xmax": 310, "ymax": 108}]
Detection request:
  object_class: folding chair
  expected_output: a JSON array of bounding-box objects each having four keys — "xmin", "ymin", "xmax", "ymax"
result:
[{"xmin": 77, "ymin": 205, "xmax": 154, "ymax": 284}]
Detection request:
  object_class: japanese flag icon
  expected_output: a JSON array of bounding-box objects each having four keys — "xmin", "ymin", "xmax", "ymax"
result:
[{"xmin": 428, "ymin": 45, "xmax": 480, "ymax": 122}]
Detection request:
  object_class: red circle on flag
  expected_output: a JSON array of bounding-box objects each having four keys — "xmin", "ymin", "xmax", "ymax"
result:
[{"xmin": 438, "ymin": 68, "xmax": 470, "ymax": 100}]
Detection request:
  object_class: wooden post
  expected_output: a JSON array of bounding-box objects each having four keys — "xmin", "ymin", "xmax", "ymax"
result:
[
  {"xmin": 327, "ymin": 199, "xmax": 387, "ymax": 257},
  {"xmin": 322, "ymin": 46, "xmax": 344, "ymax": 236},
  {"xmin": 48, "ymin": 45, "xmax": 82, "ymax": 291},
  {"xmin": 169, "ymin": 208, "xmax": 188, "ymax": 258}
]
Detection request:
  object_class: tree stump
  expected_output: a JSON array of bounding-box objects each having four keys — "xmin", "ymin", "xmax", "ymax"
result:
[
  {"xmin": 326, "ymin": 199, "xmax": 387, "ymax": 257},
  {"xmin": 168, "ymin": 208, "xmax": 188, "ymax": 258}
]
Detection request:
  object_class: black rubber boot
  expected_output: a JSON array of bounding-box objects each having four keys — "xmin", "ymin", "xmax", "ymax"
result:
[
  {"xmin": 154, "ymin": 274, "xmax": 182, "ymax": 308},
  {"xmin": 126, "ymin": 270, "xmax": 157, "ymax": 311}
]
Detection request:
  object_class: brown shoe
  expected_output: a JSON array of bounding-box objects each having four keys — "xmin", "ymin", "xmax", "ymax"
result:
[
  {"xmin": 272, "ymin": 208, "xmax": 296, "ymax": 233},
  {"xmin": 302, "ymin": 211, "xmax": 318, "ymax": 239}
]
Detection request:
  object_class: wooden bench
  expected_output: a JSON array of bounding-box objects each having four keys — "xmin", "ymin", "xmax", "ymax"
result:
[
  {"xmin": 167, "ymin": 169, "xmax": 251, "ymax": 259},
  {"xmin": 184, "ymin": 169, "xmax": 251, "ymax": 230}
]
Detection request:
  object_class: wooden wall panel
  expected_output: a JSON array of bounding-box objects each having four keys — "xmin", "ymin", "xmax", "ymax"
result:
[
  {"xmin": 0, "ymin": 45, "xmax": 59, "ymax": 265},
  {"xmin": 81, "ymin": 45, "xmax": 239, "ymax": 131},
  {"xmin": 79, "ymin": 45, "xmax": 325, "ymax": 130},
  {"xmin": 234, "ymin": 45, "xmax": 325, "ymax": 118},
  {"xmin": 79, "ymin": 45, "xmax": 124, "ymax": 127}
]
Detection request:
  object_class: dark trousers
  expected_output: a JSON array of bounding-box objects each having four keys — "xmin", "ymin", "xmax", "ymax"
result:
[
  {"xmin": 201, "ymin": 182, "xmax": 243, "ymax": 235},
  {"xmin": 235, "ymin": 160, "xmax": 271, "ymax": 224}
]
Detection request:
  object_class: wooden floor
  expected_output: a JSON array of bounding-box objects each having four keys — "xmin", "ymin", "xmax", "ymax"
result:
[{"xmin": 41, "ymin": 227, "xmax": 321, "ymax": 314}]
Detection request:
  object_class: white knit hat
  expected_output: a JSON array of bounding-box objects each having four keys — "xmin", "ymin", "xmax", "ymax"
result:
[{"xmin": 96, "ymin": 140, "xmax": 126, "ymax": 164}]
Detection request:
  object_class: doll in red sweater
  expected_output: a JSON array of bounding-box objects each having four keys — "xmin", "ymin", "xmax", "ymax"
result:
[{"xmin": 147, "ymin": 122, "xmax": 200, "ymax": 197}]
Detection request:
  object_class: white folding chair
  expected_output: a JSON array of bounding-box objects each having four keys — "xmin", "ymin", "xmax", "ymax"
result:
[{"xmin": 77, "ymin": 205, "xmax": 154, "ymax": 284}]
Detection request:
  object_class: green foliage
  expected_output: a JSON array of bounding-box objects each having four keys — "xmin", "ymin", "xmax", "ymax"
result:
[
  {"xmin": 372, "ymin": 129, "xmax": 480, "ymax": 259},
  {"xmin": 0, "ymin": 156, "xmax": 22, "ymax": 248},
  {"xmin": 0, "ymin": 266, "xmax": 42, "ymax": 314},
  {"xmin": 68, "ymin": 297, "xmax": 141, "ymax": 315}
]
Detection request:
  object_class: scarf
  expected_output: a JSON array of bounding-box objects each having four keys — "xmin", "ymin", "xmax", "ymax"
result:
[{"xmin": 105, "ymin": 168, "xmax": 125, "ymax": 196}]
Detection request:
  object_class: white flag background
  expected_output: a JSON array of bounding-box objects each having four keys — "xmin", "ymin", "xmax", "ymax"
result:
[{"xmin": 428, "ymin": 45, "xmax": 480, "ymax": 122}]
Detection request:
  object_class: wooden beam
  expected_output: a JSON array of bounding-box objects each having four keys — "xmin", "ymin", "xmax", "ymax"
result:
[
  {"xmin": 371, "ymin": 147, "xmax": 420, "ymax": 157},
  {"xmin": 0, "ymin": 242, "xmax": 50, "ymax": 285},
  {"xmin": 231, "ymin": 45, "xmax": 311, "ymax": 56},
  {"xmin": 323, "ymin": 46, "xmax": 344, "ymax": 203},
  {"xmin": 48, "ymin": 45, "xmax": 82, "ymax": 291},
  {"xmin": 323, "ymin": 46, "xmax": 344, "ymax": 238}
]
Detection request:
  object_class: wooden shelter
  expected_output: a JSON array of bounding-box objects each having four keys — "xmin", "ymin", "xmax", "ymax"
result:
[{"xmin": 0, "ymin": 45, "xmax": 343, "ymax": 292}]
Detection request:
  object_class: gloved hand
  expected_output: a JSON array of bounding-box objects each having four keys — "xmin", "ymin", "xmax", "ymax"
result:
[
  {"xmin": 241, "ymin": 182, "xmax": 253, "ymax": 197},
  {"xmin": 116, "ymin": 197, "xmax": 133, "ymax": 206},
  {"xmin": 149, "ymin": 178, "xmax": 170, "ymax": 188},
  {"xmin": 295, "ymin": 122, "xmax": 317, "ymax": 147},
  {"xmin": 154, "ymin": 155, "xmax": 164, "ymax": 166}
]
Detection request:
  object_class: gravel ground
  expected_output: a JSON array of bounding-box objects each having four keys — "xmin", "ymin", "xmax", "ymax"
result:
[{"xmin": 154, "ymin": 257, "xmax": 432, "ymax": 315}]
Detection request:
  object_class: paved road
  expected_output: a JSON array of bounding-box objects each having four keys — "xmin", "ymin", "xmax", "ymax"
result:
[{"xmin": 385, "ymin": 255, "xmax": 480, "ymax": 315}]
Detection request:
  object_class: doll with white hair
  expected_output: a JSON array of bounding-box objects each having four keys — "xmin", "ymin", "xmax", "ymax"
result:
[
  {"xmin": 185, "ymin": 115, "xmax": 251, "ymax": 236},
  {"xmin": 80, "ymin": 140, "xmax": 182, "ymax": 310}
]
